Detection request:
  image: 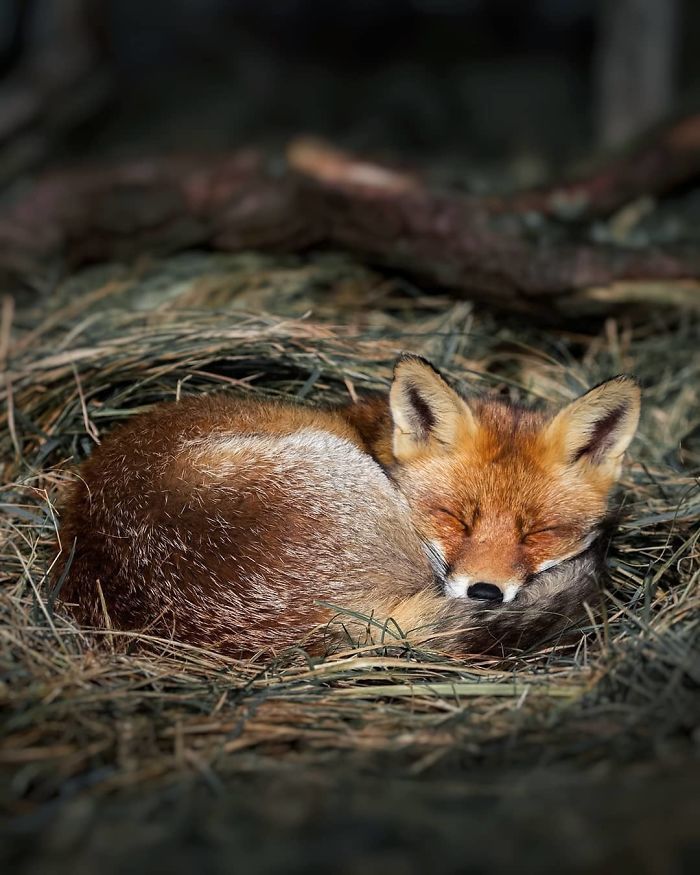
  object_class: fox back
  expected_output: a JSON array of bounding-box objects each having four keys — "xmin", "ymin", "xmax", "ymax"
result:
[{"xmin": 57, "ymin": 395, "xmax": 436, "ymax": 654}]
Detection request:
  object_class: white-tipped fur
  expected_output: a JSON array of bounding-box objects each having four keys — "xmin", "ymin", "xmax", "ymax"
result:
[
  {"xmin": 501, "ymin": 582, "xmax": 522, "ymax": 603},
  {"xmin": 444, "ymin": 574, "xmax": 472, "ymax": 598}
]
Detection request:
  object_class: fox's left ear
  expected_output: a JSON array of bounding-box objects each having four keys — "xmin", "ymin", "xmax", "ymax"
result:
[
  {"xmin": 546, "ymin": 376, "xmax": 641, "ymax": 476},
  {"xmin": 390, "ymin": 354, "xmax": 475, "ymax": 463}
]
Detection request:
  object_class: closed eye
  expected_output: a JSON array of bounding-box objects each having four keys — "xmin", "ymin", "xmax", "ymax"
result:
[
  {"xmin": 531, "ymin": 531, "xmax": 599, "ymax": 575},
  {"xmin": 533, "ymin": 550, "xmax": 581, "ymax": 575},
  {"xmin": 436, "ymin": 508, "xmax": 471, "ymax": 534},
  {"xmin": 522, "ymin": 525, "xmax": 569, "ymax": 542}
]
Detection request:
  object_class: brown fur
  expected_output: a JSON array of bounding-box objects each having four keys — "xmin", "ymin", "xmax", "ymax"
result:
[{"xmin": 55, "ymin": 357, "xmax": 640, "ymax": 657}]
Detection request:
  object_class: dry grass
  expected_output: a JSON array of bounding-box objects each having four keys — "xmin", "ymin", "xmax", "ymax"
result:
[{"xmin": 1, "ymin": 252, "xmax": 698, "ymax": 870}]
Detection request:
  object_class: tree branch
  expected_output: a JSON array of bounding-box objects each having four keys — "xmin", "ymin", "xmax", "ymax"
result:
[{"xmin": 3, "ymin": 117, "xmax": 700, "ymax": 314}]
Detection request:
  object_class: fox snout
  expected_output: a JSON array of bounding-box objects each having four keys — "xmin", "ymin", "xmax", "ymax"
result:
[{"xmin": 440, "ymin": 524, "xmax": 530, "ymax": 603}]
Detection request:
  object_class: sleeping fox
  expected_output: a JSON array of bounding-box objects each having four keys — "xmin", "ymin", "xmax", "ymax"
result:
[{"xmin": 55, "ymin": 355, "xmax": 640, "ymax": 657}]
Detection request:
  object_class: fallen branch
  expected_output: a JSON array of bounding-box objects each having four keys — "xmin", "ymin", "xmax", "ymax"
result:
[
  {"xmin": 501, "ymin": 112, "xmax": 700, "ymax": 220},
  {"xmin": 288, "ymin": 139, "xmax": 700, "ymax": 310},
  {"xmin": 2, "ymin": 119, "xmax": 700, "ymax": 314}
]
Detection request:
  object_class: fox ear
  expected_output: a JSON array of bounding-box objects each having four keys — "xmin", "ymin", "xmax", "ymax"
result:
[
  {"xmin": 390, "ymin": 355, "xmax": 475, "ymax": 462},
  {"xmin": 547, "ymin": 376, "xmax": 641, "ymax": 474}
]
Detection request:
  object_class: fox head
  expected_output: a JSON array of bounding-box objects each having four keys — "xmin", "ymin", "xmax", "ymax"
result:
[{"xmin": 388, "ymin": 355, "xmax": 640, "ymax": 604}]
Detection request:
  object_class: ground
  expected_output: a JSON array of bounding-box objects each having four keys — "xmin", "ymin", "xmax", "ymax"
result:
[{"xmin": 1, "ymin": 251, "xmax": 698, "ymax": 873}]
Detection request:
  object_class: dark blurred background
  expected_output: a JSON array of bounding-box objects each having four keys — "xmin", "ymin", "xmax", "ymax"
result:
[{"xmin": 1, "ymin": 0, "xmax": 699, "ymax": 188}]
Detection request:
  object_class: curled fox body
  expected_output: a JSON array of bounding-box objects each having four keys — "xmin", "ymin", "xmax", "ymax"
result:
[{"xmin": 56, "ymin": 356, "xmax": 640, "ymax": 656}]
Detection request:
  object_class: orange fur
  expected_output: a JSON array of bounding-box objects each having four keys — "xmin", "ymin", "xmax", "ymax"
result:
[
  {"xmin": 385, "ymin": 355, "xmax": 640, "ymax": 602},
  {"xmin": 55, "ymin": 356, "xmax": 640, "ymax": 656}
]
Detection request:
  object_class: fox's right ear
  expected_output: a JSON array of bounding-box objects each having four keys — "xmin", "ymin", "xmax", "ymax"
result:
[
  {"xmin": 546, "ymin": 376, "xmax": 641, "ymax": 477},
  {"xmin": 389, "ymin": 355, "xmax": 475, "ymax": 463}
]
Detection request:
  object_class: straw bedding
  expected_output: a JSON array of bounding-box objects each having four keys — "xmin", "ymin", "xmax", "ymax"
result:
[{"xmin": 1, "ymin": 252, "xmax": 698, "ymax": 872}]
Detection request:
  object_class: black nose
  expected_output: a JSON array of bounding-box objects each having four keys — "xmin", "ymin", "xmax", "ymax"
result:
[{"xmin": 467, "ymin": 583, "xmax": 504, "ymax": 603}]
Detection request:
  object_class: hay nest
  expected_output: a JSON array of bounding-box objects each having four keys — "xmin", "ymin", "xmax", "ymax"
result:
[{"xmin": 1, "ymin": 252, "xmax": 699, "ymax": 870}]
